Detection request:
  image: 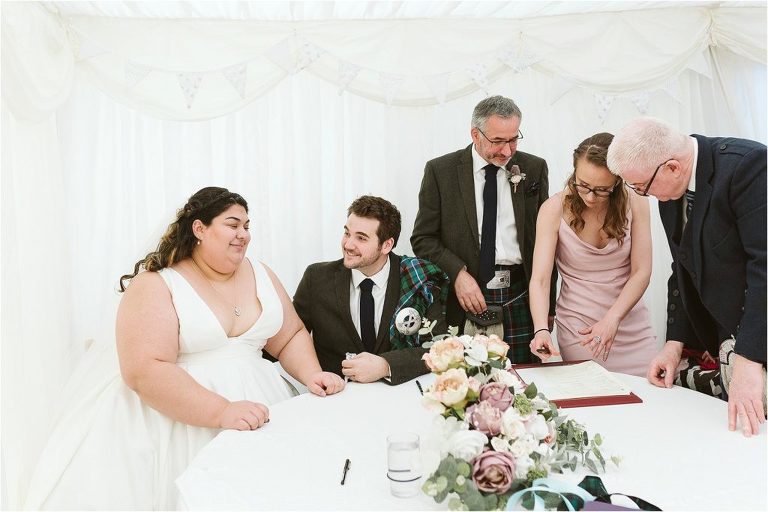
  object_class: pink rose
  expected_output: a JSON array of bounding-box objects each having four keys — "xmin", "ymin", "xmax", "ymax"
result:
[
  {"xmin": 422, "ymin": 337, "xmax": 465, "ymax": 372},
  {"xmin": 427, "ymin": 368, "xmax": 470, "ymax": 406},
  {"xmin": 466, "ymin": 400, "xmax": 503, "ymax": 436},
  {"xmin": 472, "ymin": 449, "xmax": 517, "ymax": 494},
  {"xmin": 479, "ymin": 382, "xmax": 514, "ymax": 412}
]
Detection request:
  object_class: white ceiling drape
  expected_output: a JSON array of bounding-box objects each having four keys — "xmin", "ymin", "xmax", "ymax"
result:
[{"xmin": 1, "ymin": 2, "xmax": 766, "ymax": 509}]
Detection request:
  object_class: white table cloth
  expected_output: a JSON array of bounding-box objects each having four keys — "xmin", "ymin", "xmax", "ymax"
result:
[{"xmin": 177, "ymin": 372, "xmax": 767, "ymax": 510}]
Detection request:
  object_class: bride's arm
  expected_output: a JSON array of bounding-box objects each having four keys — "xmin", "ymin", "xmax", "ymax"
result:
[
  {"xmin": 117, "ymin": 271, "xmax": 268, "ymax": 430},
  {"xmin": 262, "ymin": 265, "xmax": 345, "ymax": 396}
]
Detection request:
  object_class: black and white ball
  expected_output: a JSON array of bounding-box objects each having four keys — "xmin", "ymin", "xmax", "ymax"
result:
[{"xmin": 395, "ymin": 307, "xmax": 422, "ymax": 335}]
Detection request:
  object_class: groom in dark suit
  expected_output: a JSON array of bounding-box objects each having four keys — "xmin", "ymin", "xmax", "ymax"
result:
[
  {"xmin": 294, "ymin": 196, "xmax": 448, "ymax": 385},
  {"xmin": 411, "ymin": 95, "xmax": 555, "ymax": 364},
  {"xmin": 608, "ymin": 116, "xmax": 766, "ymax": 437}
]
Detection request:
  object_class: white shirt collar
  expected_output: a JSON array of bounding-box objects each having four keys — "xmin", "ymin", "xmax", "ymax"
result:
[
  {"xmin": 687, "ymin": 136, "xmax": 698, "ymax": 193},
  {"xmin": 350, "ymin": 256, "xmax": 390, "ymax": 289}
]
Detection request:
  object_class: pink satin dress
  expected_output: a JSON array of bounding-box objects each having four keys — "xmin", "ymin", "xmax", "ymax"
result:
[{"xmin": 554, "ymin": 205, "xmax": 657, "ymax": 377}]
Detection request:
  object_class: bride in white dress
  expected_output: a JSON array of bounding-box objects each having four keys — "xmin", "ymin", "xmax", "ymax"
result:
[{"xmin": 23, "ymin": 187, "xmax": 345, "ymax": 510}]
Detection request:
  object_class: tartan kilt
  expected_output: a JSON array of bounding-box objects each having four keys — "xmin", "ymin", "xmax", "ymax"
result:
[{"xmin": 484, "ymin": 266, "xmax": 534, "ymax": 364}]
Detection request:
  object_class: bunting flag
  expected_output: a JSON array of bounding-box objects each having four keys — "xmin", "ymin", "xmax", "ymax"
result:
[
  {"xmin": 465, "ymin": 62, "xmax": 489, "ymax": 93},
  {"xmin": 631, "ymin": 92, "xmax": 651, "ymax": 114},
  {"xmin": 295, "ymin": 35, "xmax": 323, "ymax": 72},
  {"xmin": 424, "ymin": 72, "xmax": 453, "ymax": 104},
  {"xmin": 379, "ymin": 72, "xmax": 404, "ymax": 105},
  {"xmin": 594, "ymin": 93, "xmax": 615, "ymax": 124},
  {"xmin": 497, "ymin": 45, "xmax": 539, "ymax": 73},
  {"xmin": 125, "ymin": 61, "xmax": 152, "ymax": 88},
  {"xmin": 337, "ymin": 61, "xmax": 361, "ymax": 95},
  {"xmin": 177, "ymin": 72, "xmax": 204, "ymax": 109},
  {"xmin": 222, "ymin": 63, "xmax": 247, "ymax": 99}
]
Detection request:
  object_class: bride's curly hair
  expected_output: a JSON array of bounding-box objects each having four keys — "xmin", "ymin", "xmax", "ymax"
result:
[
  {"xmin": 119, "ymin": 187, "xmax": 248, "ymax": 292},
  {"xmin": 563, "ymin": 132, "xmax": 629, "ymax": 245}
]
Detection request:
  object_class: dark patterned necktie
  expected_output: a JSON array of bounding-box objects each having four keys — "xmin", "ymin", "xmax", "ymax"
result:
[
  {"xmin": 685, "ymin": 189, "xmax": 695, "ymax": 219},
  {"xmin": 479, "ymin": 164, "xmax": 499, "ymax": 290},
  {"xmin": 359, "ymin": 278, "xmax": 376, "ymax": 352}
]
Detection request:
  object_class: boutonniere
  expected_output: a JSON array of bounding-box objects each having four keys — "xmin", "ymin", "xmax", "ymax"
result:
[{"xmin": 505, "ymin": 164, "xmax": 526, "ymax": 193}]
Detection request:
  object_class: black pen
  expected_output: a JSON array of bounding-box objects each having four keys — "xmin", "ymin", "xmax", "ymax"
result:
[
  {"xmin": 416, "ymin": 380, "xmax": 424, "ymax": 395},
  {"xmin": 340, "ymin": 458, "xmax": 351, "ymax": 485}
]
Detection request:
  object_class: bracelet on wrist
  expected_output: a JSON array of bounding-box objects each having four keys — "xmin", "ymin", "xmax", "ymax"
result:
[{"xmin": 533, "ymin": 328, "xmax": 551, "ymax": 336}]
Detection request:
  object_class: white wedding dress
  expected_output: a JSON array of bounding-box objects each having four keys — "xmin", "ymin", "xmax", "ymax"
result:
[{"xmin": 23, "ymin": 260, "xmax": 294, "ymax": 510}]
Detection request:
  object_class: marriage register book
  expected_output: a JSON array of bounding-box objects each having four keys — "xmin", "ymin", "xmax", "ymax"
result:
[{"xmin": 510, "ymin": 360, "xmax": 642, "ymax": 408}]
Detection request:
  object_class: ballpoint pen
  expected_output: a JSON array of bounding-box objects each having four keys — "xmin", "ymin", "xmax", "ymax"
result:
[
  {"xmin": 340, "ymin": 458, "xmax": 351, "ymax": 485},
  {"xmin": 416, "ymin": 380, "xmax": 424, "ymax": 395}
]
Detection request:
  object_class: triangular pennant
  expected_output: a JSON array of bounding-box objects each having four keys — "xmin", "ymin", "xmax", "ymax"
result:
[
  {"xmin": 594, "ymin": 93, "xmax": 615, "ymax": 124},
  {"xmin": 379, "ymin": 73, "xmax": 404, "ymax": 105},
  {"xmin": 125, "ymin": 61, "xmax": 152, "ymax": 88},
  {"xmin": 661, "ymin": 79, "xmax": 683, "ymax": 104},
  {"xmin": 631, "ymin": 92, "xmax": 651, "ymax": 114},
  {"xmin": 222, "ymin": 63, "xmax": 247, "ymax": 99},
  {"xmin": 177, "ymin": 72, "xmax": 204, "ymax": 109},
  {"xmin": 424, "ymin": 72, "xmax": 453, "ymax": 104},
  {"xmin": 296, "ymin": 35, "xmax": 323, "ymax": 72},
  {"xmin": 497, "ymin": 45, "xmax": 539, "ymax": 73},
  {"xmin": 465, "ymin": 63, "xmax": 489, "ymax": 92},
  {"xmin": 337, "ymin": 61, "xmax": 361, "ymax": 95}
]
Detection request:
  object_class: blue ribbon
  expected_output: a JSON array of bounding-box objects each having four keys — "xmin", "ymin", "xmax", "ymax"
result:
[{"xmin": 505, "ymin": 477, "xmax": 595, "ymax": 511}]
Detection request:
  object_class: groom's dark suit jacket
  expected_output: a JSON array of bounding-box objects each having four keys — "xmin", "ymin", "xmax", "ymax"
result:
[
  {"xmin": 294, "ymin": 252, "xmax": 442, "ymax": 385},
  {"xmin": 659, "ymin": 135, "xmax": 766, "ymax": 366},
  {"xmin": 411, "ymin": 144, "xmax": 556, "ymax": 330}
]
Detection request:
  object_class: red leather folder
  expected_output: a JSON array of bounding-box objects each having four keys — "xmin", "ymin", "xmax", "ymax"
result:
[{"xmin": 510, "ymin": 360, "xmax": 643, "ymax": 408}]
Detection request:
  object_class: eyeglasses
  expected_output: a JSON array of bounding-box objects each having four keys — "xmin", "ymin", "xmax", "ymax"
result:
[
  {"xmin": 573, "ymin": 182, "xmax": 615, "ymax": 198},
  {"xmin": 476, "ymin": 127, "xmax": 523, "ymax": 149},
  {"xmin": 624, "ymin": 159, "xmax": 671, "ymax": 197}
]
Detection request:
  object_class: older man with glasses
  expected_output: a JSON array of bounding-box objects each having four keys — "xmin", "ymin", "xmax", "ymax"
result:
[
  {"xmin": 411, "ymin": 95, "xmax": 555, "ymax": 363},
  {"xmin": 608, "ymin": 116, "xmax": 767, "ymax": 438}
]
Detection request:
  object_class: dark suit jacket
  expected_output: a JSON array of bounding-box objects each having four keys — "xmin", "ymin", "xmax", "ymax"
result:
[
  {"xmin": 659, "ymin": 135, "xmax": 766, "ymax": 366},
  {"xmin": 411, "ymin": 144, "xmax": 556, "ymax": 329},
  {"xmin": 294, "ymin": 252, "xmax": 438, "ymax": 385}
]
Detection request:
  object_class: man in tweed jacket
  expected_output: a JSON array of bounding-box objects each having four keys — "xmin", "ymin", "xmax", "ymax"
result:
[{"xmin": 411, "ymin": 96, "xmax": 556, "ymax": 363}]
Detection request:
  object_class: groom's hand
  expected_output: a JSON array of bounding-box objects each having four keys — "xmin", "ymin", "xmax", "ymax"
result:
[
  {"xmin": 341, "ymin": 353, "xmax": 389, "ymax": 383},
  {"xmin": 306, "ymin": 371, "xmax": 345, "ymax": 397}
]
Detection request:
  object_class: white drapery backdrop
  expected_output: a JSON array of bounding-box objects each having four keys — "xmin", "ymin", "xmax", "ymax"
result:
[{"xmin": 1, "ymin": 2, "xmax": 766, "ymax": 508}]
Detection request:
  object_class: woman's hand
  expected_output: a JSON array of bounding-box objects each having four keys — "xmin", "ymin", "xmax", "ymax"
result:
[
  {"xmin": 529, "ymin": 330, "xmax": 560, "ymax": 361},
  {"xmin": 305, "ymin": 371, "xmax": 346, "ymax": 397},
  {"xmin": 578, "ymin": 315, "xmax": 620, "ymax": 361},
  {"xmin": 218, "ymin": 400, "xmax": 270, "ymax": 430}
]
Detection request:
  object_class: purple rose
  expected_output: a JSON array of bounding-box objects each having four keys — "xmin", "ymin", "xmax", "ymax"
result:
[
  {"xmin": 472, "ymin": 449, "xmax": 517, "ymax": 494},
  {"xmin": 466, "ymin": 400, "xmax": 503, "ymax": 436},
  {"xmin": 479, "ymin": 382, "xmax": 514, "ymax": 412}
]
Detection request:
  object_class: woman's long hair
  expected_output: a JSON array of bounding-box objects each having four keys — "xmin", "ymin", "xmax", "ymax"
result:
[
  {"xmin": 563, "ymin": 132, "xmax": 629, "ymax": 244},
  {"xmin": 119, "ymin": 187, "xmax": 248, "ymax": 292}
]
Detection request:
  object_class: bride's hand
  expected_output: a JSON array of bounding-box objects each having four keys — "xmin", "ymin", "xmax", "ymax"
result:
[
  {"xmin": 218, "ymin": 400, "xmax": 270, "ymax": 430},
  {"xmin": 305, "ymin": 371, "xmax": 345, "ymax": 397}
]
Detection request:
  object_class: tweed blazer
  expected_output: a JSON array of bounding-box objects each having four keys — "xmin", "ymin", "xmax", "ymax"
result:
[
  {"xmin": 293, "ymin": 252, "xmax": 440, "ymax": 385},
  {"xmin": 659, "ymin": 135, "xmax": 766, "ymax": 365},
  {"xmin": 411, "ymin": 144, "xmax": 555, "ymax": 329}
]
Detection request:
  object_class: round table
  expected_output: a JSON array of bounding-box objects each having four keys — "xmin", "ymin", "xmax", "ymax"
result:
[{"xmin": 177, "ymin": 371, "xmax": 767, "ymax": 510}]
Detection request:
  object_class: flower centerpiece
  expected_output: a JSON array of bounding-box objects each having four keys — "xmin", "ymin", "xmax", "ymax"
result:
[{"xmin": 420, "ymin": 334, "xmax": 619, "ymax": 511}]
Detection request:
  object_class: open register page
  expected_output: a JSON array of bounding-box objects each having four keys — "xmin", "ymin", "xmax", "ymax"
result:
[{"xmin": 510, "ymin": 360, "xmax": 642, "ymax": 408}]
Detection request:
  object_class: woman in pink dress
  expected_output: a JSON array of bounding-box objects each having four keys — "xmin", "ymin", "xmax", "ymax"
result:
[{"xmin": 528, "ymin": 132, "xmax": 656, "ymax": 377}]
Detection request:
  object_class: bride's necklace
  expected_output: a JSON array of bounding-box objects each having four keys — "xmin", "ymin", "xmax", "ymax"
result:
[{"xmin": 190, "ymin": 258, "xmax": 242, "ymax": 317}]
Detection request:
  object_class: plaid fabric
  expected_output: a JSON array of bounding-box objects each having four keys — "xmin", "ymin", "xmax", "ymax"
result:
[
  {"xmin": 484, "ymin": 265, "xmax": 534, "ymax": 364},
  {"xmin": 388, "ymin": 256, "xmax": 450, "ymax": 350}
]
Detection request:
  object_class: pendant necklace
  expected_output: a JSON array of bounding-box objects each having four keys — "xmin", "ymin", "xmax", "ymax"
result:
[{"xmin": 190, "ymin": 258, "xmax": 242, "ymax": 316}]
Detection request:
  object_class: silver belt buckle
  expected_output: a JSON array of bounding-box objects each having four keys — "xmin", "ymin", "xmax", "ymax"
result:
[{"xmin": 487, "ymin": 270, "xmax": 510, "ymax": 290}]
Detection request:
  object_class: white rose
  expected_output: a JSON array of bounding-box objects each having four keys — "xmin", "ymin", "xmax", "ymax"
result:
[
  {"xmin": 490, "ymin": 436, "xmax": 511, "ymax": 452},
  {"xmin": 501, "ymin": 407, "xmax": 525, "ymax": 439},
  {"xmin": 464, "ymin": 342, "xmax": 489, "ymax": 366},
  {"xmin": 509, "ymin": 437, "xmax": 532, "ymax": 457},
  {"xmin": 422, "ymin": 395, "xmax": 447, "ymax": 414},
  {"xmin": 486, "ymin": 335, "xmax": 509, "ymax": 357},
  {"xmin": 490, "ymin": 367, "xmax": 520, "ymax": 388},
  {"xmin": 525, "ymin": 414, "xmax": 550, "ymax": 441},
  {"xmin": 447, "ymin": 430, "xmax": 488, "ymax": 461}
]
